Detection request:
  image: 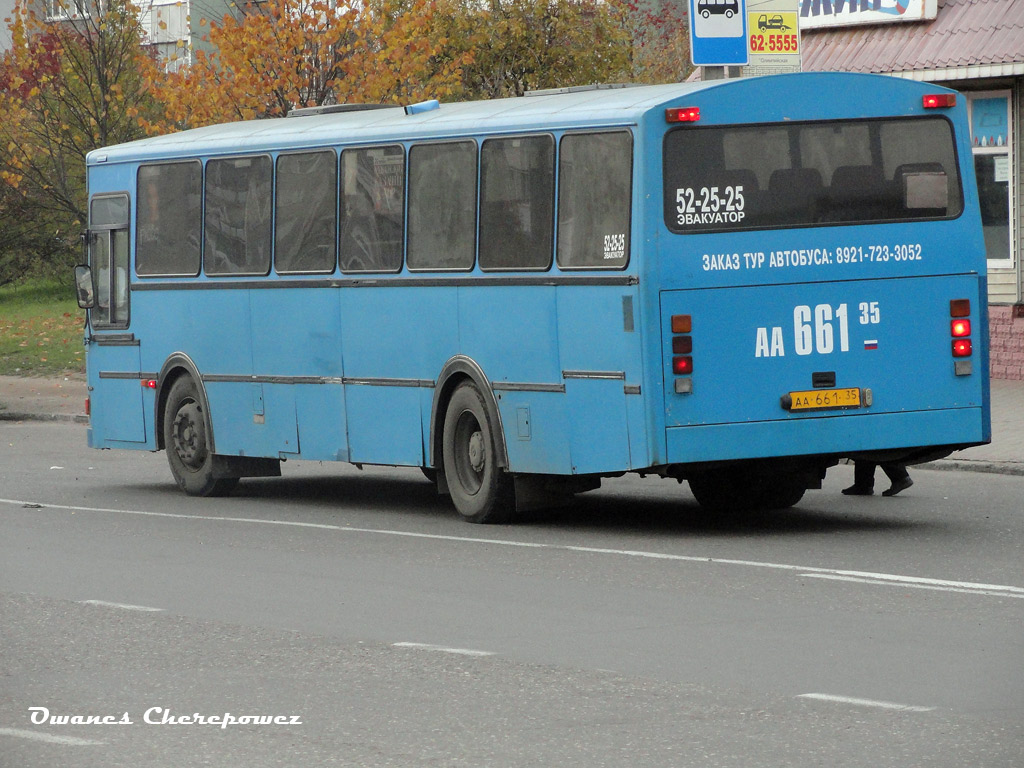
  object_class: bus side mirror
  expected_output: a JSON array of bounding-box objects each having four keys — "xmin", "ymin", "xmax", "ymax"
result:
[{"xmin": 74, "ymin": 264, "xmax": 96, "ymax": 309}]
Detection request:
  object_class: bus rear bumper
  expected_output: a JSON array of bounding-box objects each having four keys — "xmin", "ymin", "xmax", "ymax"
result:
[{"xmin": 665, "ymin": 406, "xmax": 989, "ymax": 465}]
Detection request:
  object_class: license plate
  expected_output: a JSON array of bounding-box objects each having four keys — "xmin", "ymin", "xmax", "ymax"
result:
[{"xmin": 783, "ymin": 387, "xmax": 862, "ymax": 412}]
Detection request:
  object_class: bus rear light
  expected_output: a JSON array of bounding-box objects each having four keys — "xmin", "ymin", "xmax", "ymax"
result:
[
  {"xmin": 949, "ymin": 298, "xmax": 971, "ymax": 317},
  {"xmin": 952, "ymin": 339, "xmax": 972, "ymax": 357},
  {"xmin": 665, "ymin": 107, "xmax": 700, "ymax": 123},
  {"xmin": 923, "ymin": 94, "xmax": 956, "ymax": 109},
  {"xmin": 951, "ymin": 319, "xmax": 971, "ymax": 337},
  {"xmin": 142, "ymin": 379, "xmax": 158, "ymax": 389},
  {"xmin": 672, "ymin": 335, "xmax": 692, "ymax": 354},
  {"xmin": 671, "ymin": 314, "xmax": 692, "ymax": 333},
  {"xmin": 673, "ymin": 356, "xmax": 693, "ymax": 375},
  {"xmin": 85, "ymin": 397, "xmax": 90, "ymax": 417}
]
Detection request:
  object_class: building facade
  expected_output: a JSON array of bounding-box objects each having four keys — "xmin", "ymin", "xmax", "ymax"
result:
[
  {"xmin": 801, "ymin": 0, "xmax": 1024, "ymax": 379},
  {"xmin": 6, "ymin": 0, "xmax": 234, "ymax": 70}
]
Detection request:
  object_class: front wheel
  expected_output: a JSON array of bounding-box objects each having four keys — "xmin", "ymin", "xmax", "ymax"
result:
[
  {"xmin": 442, "ymin": 383, "xmax": 513, "ymax": 523},
  {"xmin": 163, "ymin": 376, "xmax": 238, "ymax": 497}
]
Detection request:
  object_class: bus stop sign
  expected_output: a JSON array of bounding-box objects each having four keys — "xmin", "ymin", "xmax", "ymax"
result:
[{"xmin": 689, "ymin": 0, "xmax": 749, "ymax": 66}]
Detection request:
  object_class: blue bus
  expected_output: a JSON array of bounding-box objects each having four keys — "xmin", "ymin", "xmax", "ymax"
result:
[{"xmin": 74, "ymin": 73, "xmax": 990, "ymax": 522}]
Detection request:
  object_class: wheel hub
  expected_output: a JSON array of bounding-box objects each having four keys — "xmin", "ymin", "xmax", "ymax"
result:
[
  {"xmin": 468, "ymin": 431, "xmax": 485, "ymax": 473},
  {"xmin": 172, "ymin": 403, "xmax": 205, "ymax": 469}
]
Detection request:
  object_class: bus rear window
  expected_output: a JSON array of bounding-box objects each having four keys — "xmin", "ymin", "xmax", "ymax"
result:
[{"xmin": 664, "ymin": 117, "xmax": 963, "ymax": 234}]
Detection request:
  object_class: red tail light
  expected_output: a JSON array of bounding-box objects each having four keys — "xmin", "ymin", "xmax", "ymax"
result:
[
  {"xmin": 952, "ymin": 339, "xmax": 972, "ymax": 357},
  {"xmin": 666, "ymin": 107, "xmax": 700, "ymax": 123},
  {"xmin": 950, "ymin": 299, "xmax": 973, "ymax": 369},
  {"xmin": 670, "ymin": 314, "xmax": 694, "ymax": 392},
  {"xmin": 85, "ymin": 396, "xmax": 91, "ymax": 417},
  {"xmin": 923, "ymin": 94, "xmax": 956, "ymax": 109},
  {"xmin": 673, "ymin": 356, "xmax": 693, "ymax": 375}
]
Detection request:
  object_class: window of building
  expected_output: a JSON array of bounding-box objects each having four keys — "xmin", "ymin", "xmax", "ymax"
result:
[
  {"xmin": 276, "ymin": 151, "xmax": 337, "ymax": 274},
  {"xmin": 138, "ymin": 0, "xmax": 190, "ymax": 70},
  {"xmin": 137, "ymin": 161, "xmax": 202, "ymax": 277},
  {"xmin": 204, "ymin": 156, "xmax": 273, "ymax": 276},
  {"xmin": 967, "ymin": 92, "xmax": 1014, "ymax": 267},
  {"xmin": 407, "ymin": 141, "xmax": 477, "ymax": 271},
  {"xmin": 340, "ymin": 146, "xmax": 405, "ymax": 273},
  {"xmin": 45, "ymin": 0, "xmax": 88, "ymax": 20},
  {"xmin": 557, "ymin": 131, "xmax": 632, "ymax": 269},
  {"xmin": 479, "ymin": 135, "xmax": 554, "ymax": 271}
]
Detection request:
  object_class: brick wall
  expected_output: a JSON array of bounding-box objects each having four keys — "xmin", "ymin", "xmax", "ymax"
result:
[{"xmin": 989, "ymin": 305, "xmax": 1024, "ymax": 380}]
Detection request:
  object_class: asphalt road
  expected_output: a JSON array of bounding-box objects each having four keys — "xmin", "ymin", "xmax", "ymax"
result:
[{"xmin": 1, "ymin": 421, "xmax": 1022, "ymax": 767}]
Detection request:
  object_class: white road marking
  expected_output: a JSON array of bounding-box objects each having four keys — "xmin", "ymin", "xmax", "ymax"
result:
[
  {"xmin": 3, "ymin": 497, "xmax": 1023, "ymax": 601},
  {"xmin": 800, "ymin": 573, "xmax": 1024, "ymax": 599},
  {"xmin": 78, "ymin": 600, "xmax": 165, "ymax": 612},
  {"xmin": 392, "ymin": 642, "xmax": 494, "ymax": 657},
  {"xmin": 0, "ymin": 727, "xmax": 104, "ymax": 746},
  {"xmin": 797, "ymin": 693, "xmax": 936, "ymax": 712}
]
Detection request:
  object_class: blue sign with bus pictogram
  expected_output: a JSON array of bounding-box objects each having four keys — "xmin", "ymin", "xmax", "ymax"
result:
[{"xmin": 689, "ymin": 0, "xmax": 749, "ymax": 66}]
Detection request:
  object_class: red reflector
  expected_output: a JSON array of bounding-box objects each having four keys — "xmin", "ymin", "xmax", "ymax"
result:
[
  {"xmin": 951, "ymin": 319, "xmax": 971, "ymax": 337},
  {"xmin": 671, "ymin": 314, "xmax": 692, "ymax": 333},
  {"xmin": 666, "ymin": 106, "xmax": 700, "ymax": 123},
  {"xmin": 923, "ymin": 93, "xmax": 956, "ymax": 109},
  {"xmin": 952, "ymin": 339, "xmax": 972, "ymax": 357},
  {"xmin": 142, "ymin": 379, "xmax": 158, "ymax": 389},
  {"xmin": 672, "ymin": 335, "xmax": 693, "ymax": 354},
  {"xmin": 673, "ymin": 356, "xmax": 693, "ymax": 375},
  {"xmin": 950, "ymin": 299, "xmax": 971, "ymax": 317},
  {"xmin": 85, "ymin": 396, "xmax": 91, "ymax": 417}
]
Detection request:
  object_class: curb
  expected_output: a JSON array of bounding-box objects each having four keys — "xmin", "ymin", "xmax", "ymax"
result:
[
  {"xmin": 0, "ymin": 412, "xmax": 89, "ymax": 424},
  {"xmin": 922, "ymin": 459, "xmax": 1024, "ymax": 477}
]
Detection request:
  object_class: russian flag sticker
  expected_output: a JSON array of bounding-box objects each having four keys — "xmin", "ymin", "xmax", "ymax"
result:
[{"xmin": 864, "ymin": 340, "xmax": 879, "ymax": 350}]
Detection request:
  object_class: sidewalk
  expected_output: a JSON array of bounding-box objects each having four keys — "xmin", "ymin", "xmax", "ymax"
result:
[{"xmin": 1, "ymin": 374, "xmax": 1022, "ymax": 476}]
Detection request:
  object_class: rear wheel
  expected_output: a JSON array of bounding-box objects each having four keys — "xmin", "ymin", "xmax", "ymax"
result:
[
  {"xmin": 442, "ymin": 383, "xmax": 513, "ymax": 523},
  {"xmin": 688, "ymin": 467, "xmax": 805, "ymax": 512},
  {"xmin": 163, "ymin": 376, "xmax": 238, "ymax": 497}
]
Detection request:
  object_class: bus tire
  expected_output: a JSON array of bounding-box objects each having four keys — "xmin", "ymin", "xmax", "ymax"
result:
[
  {"xmin": 758, "ymin": 476, "xmax": 806, "ymax": 509},
  {"xmin": 688, "ymin": 468, "xmax": 805, "ymax": 511},
  {"xmin": 442, "ymin": 383, "xmax": 513, "ymax": 523},
  {"xmin": 163, "ymin": 376, "xmax": 238, "ymax": 497}
]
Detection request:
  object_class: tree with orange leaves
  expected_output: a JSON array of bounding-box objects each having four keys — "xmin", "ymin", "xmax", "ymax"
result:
[{"xmin": 145, "ymin": 0, "xmax": 466, "ymax": 130}]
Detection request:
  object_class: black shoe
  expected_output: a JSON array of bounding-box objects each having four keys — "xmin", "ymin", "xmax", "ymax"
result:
[
  {"xmin": 882, "ymin": 477, "xmax": 913, "ymax": 497},
  {"xmin": 842, "ymin": 484, "xmax": 873, "ymax": 496}
]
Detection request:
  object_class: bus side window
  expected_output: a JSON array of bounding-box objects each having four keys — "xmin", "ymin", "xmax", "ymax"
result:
[
  {"xmin": 557, "ymin": 131, "xmax": 632, "ymax": 270},
  {"xmin": 407, "ymin": 141, "xmax": 477, "ymax": 271},
  {"xmin": 479, "ymin": 135, "xmax": 554, "ymax": 271},
  {"xmin": 137, "ymin": 161, "xmax": 202, "ymax": 277},
  {"xmin": 340, "ymin": 145, "xmax": 405, "ymax": 273},
  {"xmin": 276, "ymin": 150, "xmax": 337, "ymax": 274},
  {"xmin": 204, "ymin": 156, "xmax": 273, "ymax": 277}
]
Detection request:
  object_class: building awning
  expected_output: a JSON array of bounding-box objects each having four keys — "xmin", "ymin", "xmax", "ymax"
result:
[{"xmin": 801, "ymin": 0, "xmax": 1024, "ymax": 82}]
